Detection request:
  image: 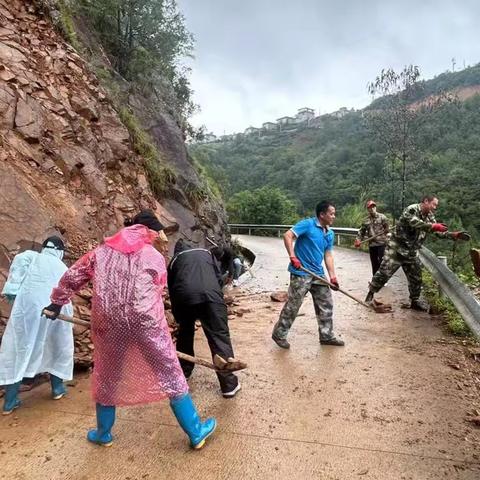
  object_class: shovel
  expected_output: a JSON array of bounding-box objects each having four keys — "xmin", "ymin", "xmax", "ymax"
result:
[
  {"xmin": 42, "ymin": 310, "xmax": 248, "ymax": 373},
  {"xmin": 298, "ymin": 267, "xmax": 392, "ymax": 313}
]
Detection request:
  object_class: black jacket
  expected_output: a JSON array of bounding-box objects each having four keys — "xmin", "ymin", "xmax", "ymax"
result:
[{"xmin": 167, "ymin": 244, "xmax": 224, "ymax": 306}]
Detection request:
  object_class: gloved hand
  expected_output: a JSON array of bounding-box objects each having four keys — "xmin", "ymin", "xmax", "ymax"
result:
[
  {"xmin": 289, "ymin": 256, "xmax": 302, "ymax": 269},
  {"xmin": 329, "ymin": 277, "xmax": 340, "ymax": 291},
  {"xmin": 43, "ymin": 303, "xmax": 62, "ymax": 319},
  {"xmin": 431, "ymin": 223, "xmax": 448, "ymax": 233},
  {"xmin": 354, "ymin": 239, "xmax": 361, "ymax": 248},
  {"xmin": 4, "ymin": 294, "xmax": 15, "ymax": 305}
]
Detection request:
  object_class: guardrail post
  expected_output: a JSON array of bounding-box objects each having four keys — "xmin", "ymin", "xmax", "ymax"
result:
[
  {"xmin": 437, "ymin": 256, "xmax": 448, "ymax": 298},
  {"xmin": 248, "ymin": 228, "xmax": 251, "ymax": 235},
  {"xmin": 337, "ymin": 235, "xmax": 341, "ymax": 246}
]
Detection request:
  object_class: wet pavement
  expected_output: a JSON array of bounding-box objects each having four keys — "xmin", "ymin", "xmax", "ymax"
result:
[{"xmin": 1, "ymin": 235, "xmax": 479, "ymax": 479}]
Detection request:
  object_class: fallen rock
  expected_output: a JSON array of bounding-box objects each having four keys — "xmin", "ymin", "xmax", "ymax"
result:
[{"xmin": 270, "ymin": 291, "xmax": 288, "ymax": 302}]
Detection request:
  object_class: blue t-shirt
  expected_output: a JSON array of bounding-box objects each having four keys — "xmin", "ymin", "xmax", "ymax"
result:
[{"xmin": 288, "ymin": 217, "xmax": 334, "ymax": 277}]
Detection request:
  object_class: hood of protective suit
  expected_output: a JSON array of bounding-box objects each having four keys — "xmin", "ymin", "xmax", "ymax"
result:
[{"xmin": 104, "ymin": 225, "xmax": 154, "ymax": 254}]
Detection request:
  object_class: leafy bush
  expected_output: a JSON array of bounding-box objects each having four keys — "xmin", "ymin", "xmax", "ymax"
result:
[
  {"xmin": 227, "ymin": 186, "xmax": 299, "ymax": 225},
  {"xmin": 422, "ymin": 271, "xmax": 471, "ymax": 336}
]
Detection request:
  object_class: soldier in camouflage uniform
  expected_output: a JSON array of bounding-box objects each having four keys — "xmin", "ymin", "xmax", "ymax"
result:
[
  {"xmin": 272, "ymin": 201, "xmax": 344, "ymax": 349},
  {"xmin": 354, "ymin": 200, "xmax": 390, "ymax": 274},
  {"xmin": 365, "ymin": 195, "xmax": 466, "ymax": 311}
]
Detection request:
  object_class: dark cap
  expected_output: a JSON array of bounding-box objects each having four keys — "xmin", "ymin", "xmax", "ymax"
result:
[
  {"xmin": 124, "ymin": 209, "xmax": 164, "ymax": 232},
  {"xmin": 42, "ymin": 236, "xmax": 65, "ymax": 251}
]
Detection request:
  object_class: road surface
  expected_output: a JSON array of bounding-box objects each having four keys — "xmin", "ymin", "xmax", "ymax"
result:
[{"xmin": 0, "ymin": 235, "xmax": 479, "ymax": 479}]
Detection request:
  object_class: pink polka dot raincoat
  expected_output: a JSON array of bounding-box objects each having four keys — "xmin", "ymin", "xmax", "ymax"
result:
[{"xmin": 51, "ymin": 225, "xmax": 188, "ymax": 406}]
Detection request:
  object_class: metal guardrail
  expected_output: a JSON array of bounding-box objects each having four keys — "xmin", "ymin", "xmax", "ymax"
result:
[
  {"xmin": 230, "ymin": 223, "xmax": 480, "ymax": 336},
  {"xmin": 228, "ymin": 223, "xmax": 358, "ymax": 243},
  {"xmin": 419, "ymin": 247, "xmax": 480, "ymax": 337}
]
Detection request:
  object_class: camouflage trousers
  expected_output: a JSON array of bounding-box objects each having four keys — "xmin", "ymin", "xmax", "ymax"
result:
[
  {"xmin": 272, "ymin": 274, "xmax": 334, "ymax": 341},
  {"xmin": 369, "ymin": 245, "xmax": 422, "ymax": 300}
]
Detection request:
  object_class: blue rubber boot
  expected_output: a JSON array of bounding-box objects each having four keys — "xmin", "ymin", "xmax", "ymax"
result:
[
  {"xmin": 2, "ymin": 382, "xmax": 21, "ymax": 415},
  {"xmin": 50, "ymin": 375, "xmax": 67, "ymax": 400},
  {"xmin": 87, "ymin": 403, "xmax": 116, "ymax": 447},
  {"xmin": 170, "ymin": 393, "xmax": 216, "ymax": 449}
]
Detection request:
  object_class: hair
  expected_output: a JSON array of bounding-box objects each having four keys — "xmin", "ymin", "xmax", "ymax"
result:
[
  {"xmin": 123, "ymin": 209, "xmax": 164, "ymax": 231},
  {"xmin": 315, "ymin": 201, "xmax": 335, "ymax": 217},
  {"xmin": 421, "ymin": 195, "xmax": 437, "ymax": 203}
]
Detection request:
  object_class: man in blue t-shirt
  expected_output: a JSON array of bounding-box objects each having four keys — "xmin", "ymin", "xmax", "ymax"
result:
[{"xmin": 271, "ymin": 201, "xmax": 344, "ymax": 349}]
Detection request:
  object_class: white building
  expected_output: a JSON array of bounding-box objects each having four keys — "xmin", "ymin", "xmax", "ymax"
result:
[
  {"xmin": 262, "ymin": 121, "xmax": 277, "ymax": 131},
  {"xmin": 245, "ymin": 126, "xmax": 261, "ymax": 135},
  {"xmin": 276, "ymin": 116, "xmax": 296, "ymax": 126},
  {"xmin": 331, "ymin": 107, "xmax": 353, "ymax": 119},
  {"xmin": 203, "ymin": 133, "xmax": 217, "ymax": 142},
  {"xmin": 296, "ymin": 107, "xmax": 315, "ymax": 123}
]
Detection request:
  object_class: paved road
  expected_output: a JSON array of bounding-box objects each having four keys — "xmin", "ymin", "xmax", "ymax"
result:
[{"xmin": 1, "ymin": 236, "xmax": 479, "ymax": 479}]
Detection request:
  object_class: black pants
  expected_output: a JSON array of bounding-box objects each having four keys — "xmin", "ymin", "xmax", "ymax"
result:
[
  {"xmin": 369, "ymin": 245, "xmax": 386, "ymax": 275},
  {"xmin": 173, "ymin": 302, "xmax": 238, "ymax": 393}
]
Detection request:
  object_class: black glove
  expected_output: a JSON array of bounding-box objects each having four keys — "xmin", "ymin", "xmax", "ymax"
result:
[{"xmin": 43, "ymin": 303, "xmax": 62, "ymax": 319}]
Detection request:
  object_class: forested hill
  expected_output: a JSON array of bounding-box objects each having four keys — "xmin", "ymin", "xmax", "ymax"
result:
[{"xmin": 189, "ymin": 64, "xmax": 480, "ymax": 235}]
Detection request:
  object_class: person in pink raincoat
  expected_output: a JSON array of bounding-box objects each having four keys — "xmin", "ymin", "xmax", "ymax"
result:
[{"xmin": 43, "ymin": 210, "xmax": 216, "ymax": 449}]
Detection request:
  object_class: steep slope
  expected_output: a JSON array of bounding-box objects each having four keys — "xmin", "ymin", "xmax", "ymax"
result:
[
  {"xmin": 0, "ymin": 0, "xmax": 227, "ymax": 263},
  {"xmin": 0, "ymin": 0, "xmax": 228, "ymax": 353}
]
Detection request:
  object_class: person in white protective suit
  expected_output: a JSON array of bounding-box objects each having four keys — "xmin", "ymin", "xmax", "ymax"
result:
[{"xmin": 0, "ymin": 236, "xmax": 74, "ymax": 415}]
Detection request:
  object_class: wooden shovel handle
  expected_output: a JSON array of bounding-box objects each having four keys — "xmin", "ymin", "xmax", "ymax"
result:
[
  {"xmin": 43, "ymin": 310, "xmax": 247, "ymax": 372},
  {"xmin": 298, "ymin": 267, "xmax": 373, "ymax": 309}
]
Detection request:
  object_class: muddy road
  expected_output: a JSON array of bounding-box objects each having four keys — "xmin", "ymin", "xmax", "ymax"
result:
[{"xmin": 1, "ymin": 235, "xmax": 479, "ymax": 479}]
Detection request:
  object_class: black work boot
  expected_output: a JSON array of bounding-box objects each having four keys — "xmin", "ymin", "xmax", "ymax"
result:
[
  {"xmin": 272, "ymin": 333, "xmax": 290, "ymax": 349},
  {"xmin": 365, "ymin": 291, "xmax": 374, "ymax": 303},
  {"xmin": 320, "ymin": 336, "xmax": 345, "ymax": 346},
  {"xmin": 410, "ymin": 298, "xmax": 430, "ymax": 312}
]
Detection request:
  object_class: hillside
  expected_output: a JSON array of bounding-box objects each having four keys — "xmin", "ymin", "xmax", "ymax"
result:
[
  {"xmin": 190, "ymin": 66, "xmax": 480, "ymax": 236},
  {"xmin": 0, "ymin": 0, "xmax": 229, "ymax": 353}
]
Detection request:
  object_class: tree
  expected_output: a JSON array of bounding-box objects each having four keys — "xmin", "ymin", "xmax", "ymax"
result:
[
  {"xmin": 227, "ymin": 187, "xmax": 299, "ymax": 225},
  {"xmin": 365, "ymin": 65, "xmax": 425, "ymax": 217},
  {"xmin": 79, "ymin": 0, "xmax": 195, "ymax": 125}
]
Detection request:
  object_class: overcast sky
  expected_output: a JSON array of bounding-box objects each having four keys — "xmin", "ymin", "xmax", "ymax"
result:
[{"xmin": 177, "ymin": 0, "xmax": 479, "ymax": 135}]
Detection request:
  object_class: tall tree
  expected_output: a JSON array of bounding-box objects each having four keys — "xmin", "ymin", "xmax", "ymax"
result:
[{"xmin": 365, "ymin": 65, "xmax": 425, "ymax": 217}]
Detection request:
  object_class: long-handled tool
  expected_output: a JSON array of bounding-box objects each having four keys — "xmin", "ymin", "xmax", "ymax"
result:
[
  {"xmin": 43, "ymin": 310, "xmax": 248, "ymax": 373},
  {"xmin": 359, "ymin": 229, "xmax": 389, "ymax": 245},
  {"xmin": 299, "ymin": 267, "xmax": 392, "ymax": 313}
]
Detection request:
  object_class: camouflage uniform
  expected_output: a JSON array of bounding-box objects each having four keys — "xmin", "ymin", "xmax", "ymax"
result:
[
  {"xmin": 356, "ymin": 212, "xmax": 389, "ymax": 247},
  {"xmin": 369, "ymin": 203, "xmax": 452, "ymax": 300},
  {"xmin": 272, "ymin": 274, "xmax": 334, "ymax": 341},
  {"xmin": 356, "ymin": 212, "xmax": 390, "ymax": 274}
]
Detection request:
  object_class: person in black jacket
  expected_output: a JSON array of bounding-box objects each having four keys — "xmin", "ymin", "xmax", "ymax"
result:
[{"xmin": 168, "ymin": 240, "xmax": 240, "ymax": 398}]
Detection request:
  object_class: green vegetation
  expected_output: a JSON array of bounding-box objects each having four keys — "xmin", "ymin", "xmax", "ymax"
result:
[
  {"xmin": 57, "ymin": 0, "xmax": 81, "ymax": 50},
  {"xmin": 119, "ymin": 108, "xmax": 177, "ymax": 197},
  {"xmin": 227, "ymin": 186, "xmax": 299, "ymax": 225},
  {"xmin": 422, "ymin": 271, "xmax": 471, "ymax": 336},
  {"xmin": 190, "ymin": 65, "xmax": 480, "ymax": 270},
  {"xmin": 78, "ymin": 0, "xmax": 196, "ymax": 122}
]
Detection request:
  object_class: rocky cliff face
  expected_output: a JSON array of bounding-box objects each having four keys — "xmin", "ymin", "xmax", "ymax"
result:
[{"xmin": 0, "ymin": 0, "xmax": 228, "ymax": 349}]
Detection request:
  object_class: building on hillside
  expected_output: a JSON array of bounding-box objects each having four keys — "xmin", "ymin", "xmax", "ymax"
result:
[
  {"xmin": 296, "ymin": 107, "xmax": 315, "ymax": 123},
  {"xmin": 308, "ymin": 116, "xmax": 324, "ymax": 128},
  {"xmin": 330, "ymin": 107, "xmax": 354, "ymax": 118},
  {"xmin": 262, "ymin": 121, "xmax": 278, "ymax": 131},
  {"xmin": 245, "ymin": 126, "xmax": 261, "ymax": 135},
  {"xmin": 276, "ymin": 116, "xmax": 296, "ymax": 127},
  {"xmin": 203, "ymin": 133, "xmax": 217, "ymax": 142}
]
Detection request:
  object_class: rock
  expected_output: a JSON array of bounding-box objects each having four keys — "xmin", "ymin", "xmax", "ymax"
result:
[
  {"xmin": 14, "ymin": 96, "xmax": 43, "ymax": 142},
  {"xmin": 70, "ymin": 94, "xmax": 99, "ymax": 121},
  {"xmin": 270, "ymin": 291, "xmax": 288, "ymax": 302},
  {"xmin": 468, "ymin": 416, "xmax": 480, "ymax": 427}
]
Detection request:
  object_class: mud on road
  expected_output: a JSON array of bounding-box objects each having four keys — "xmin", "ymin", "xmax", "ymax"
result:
[{"xmin": 1, "ymin": 236, "xmax": 479, "ymax": 479}]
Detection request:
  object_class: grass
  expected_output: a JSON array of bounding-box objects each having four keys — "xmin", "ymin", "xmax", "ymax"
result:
[
  {"xmin": 422, "ymin": 271, "xmax": 471, "ymax": 336},
  {"xmin": 57, "ymin": 0, "xmax": 82, "ymax": 51},
  {"xmin": 119, "ymin": 108, "xmax": 177, "ymax": 198}
]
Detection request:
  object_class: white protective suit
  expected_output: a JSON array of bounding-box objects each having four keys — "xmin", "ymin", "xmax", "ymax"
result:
[{"xmin": 0, "ymin": 247, "xmax": 74, "ymax": 385}]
